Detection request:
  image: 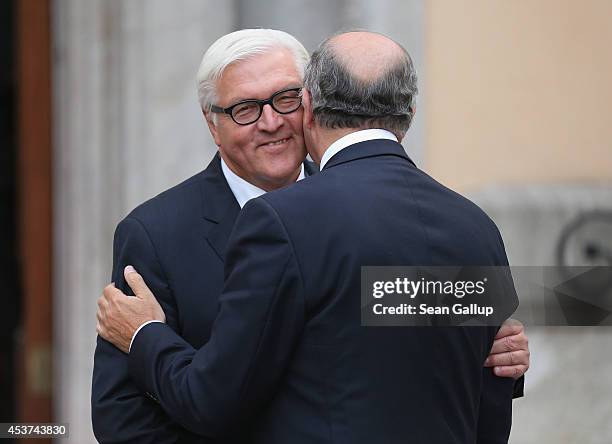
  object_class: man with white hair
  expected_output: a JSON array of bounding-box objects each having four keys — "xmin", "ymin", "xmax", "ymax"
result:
[
  {"xmin": 92, "ymin": 29, "xmax": 529, "ymax": 443},
  {"xmin": 92, "ymin": 28, "xmax": 314, "ymax": 444}
]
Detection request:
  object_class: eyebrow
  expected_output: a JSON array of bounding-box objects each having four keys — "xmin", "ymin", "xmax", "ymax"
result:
[{"xmin": 225, "ymin": 85, "xmax": 302, "ymax": 105}]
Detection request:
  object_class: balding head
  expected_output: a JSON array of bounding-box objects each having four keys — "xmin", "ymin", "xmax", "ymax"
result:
[
  {"xmin": 303, "ymin": 31, "xmax": 418, "ymax": 139},
  {"xmin": 327, "ymin": 31, "xmax": 406, "ymax": 83}
]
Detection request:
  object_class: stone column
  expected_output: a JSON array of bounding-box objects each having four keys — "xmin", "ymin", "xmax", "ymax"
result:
[{"xmin": 52, "ymin": 1, "xmax": 233, "ymax": 441}]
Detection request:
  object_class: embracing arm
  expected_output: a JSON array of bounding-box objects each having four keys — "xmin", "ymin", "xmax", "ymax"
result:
[
  {"xmin": 125, "ymin": 197, "xmax": 305, "ymax": 438},
  {"xmin": 92, "ymin": 217, "xmax": 180, "ymax": 444},
  {"xmin": 483, "ymin": 225, "xmax": 528, "ymax": 398},
  {"xmin": 476, "ymin": 226, "xmax": 523, "ymax": 443}
]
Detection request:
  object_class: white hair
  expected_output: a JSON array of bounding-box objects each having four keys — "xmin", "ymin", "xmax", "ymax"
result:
[{"xmin": 196, "ymin": 29, "xmax": 310, "ymax": 115}]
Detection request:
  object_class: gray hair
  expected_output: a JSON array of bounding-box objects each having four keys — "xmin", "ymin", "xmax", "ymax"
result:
[
  {"xmin": 196, "ymin": 29, "xmax": 310, "ymax": 113},
  {"xmin": 304, "ymin": 34, "xmax": 418, "ymax": 138}
]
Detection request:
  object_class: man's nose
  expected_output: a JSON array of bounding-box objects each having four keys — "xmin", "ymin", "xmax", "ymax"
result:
[{"xmin": 256, "ymin": 104, "xmax": 283, "ymax": 132}]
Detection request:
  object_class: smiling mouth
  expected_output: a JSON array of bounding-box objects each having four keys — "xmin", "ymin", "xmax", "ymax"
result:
[{"xmin": 260, "ymin": 137, "xmax": 290, "ymax": 148}]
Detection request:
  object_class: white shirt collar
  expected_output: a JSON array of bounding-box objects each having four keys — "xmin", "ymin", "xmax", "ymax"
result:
[
  {"xmin": 319, "ymin": 129, "xmax": 398, "ymax": 170},
  {"xmin": 221, "ymin": 157, "xmax": 305, "ymax": 208}
]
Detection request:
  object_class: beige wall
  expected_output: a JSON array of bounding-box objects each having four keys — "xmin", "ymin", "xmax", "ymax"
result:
[{"xmin": 425, "ymin": 0, "xmax": 612, "ymax": 192}]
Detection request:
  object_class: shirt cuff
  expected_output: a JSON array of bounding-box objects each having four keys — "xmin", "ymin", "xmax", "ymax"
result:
[{"xmin": 129, "ymin": 320, "xmax": 164, "ymax": 353}]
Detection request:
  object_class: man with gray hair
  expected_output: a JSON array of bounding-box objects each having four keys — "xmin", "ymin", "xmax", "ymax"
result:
[{"xmin": 97, "ymin": 31, "xmax": 521, "ymax": 443}]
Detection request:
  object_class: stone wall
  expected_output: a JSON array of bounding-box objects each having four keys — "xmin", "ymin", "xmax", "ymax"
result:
[{"xmin": 472, "ymin": 184, "xmax": 612, "ymax": 443}]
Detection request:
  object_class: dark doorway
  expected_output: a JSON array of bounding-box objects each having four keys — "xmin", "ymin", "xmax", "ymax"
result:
[
  {"xmin": 0, "ymin": 0, "xmax": 21, "ymax": 427},
  {"xmin": 1, "ymin": 0, "xmax": 53, "ymax": 441},
  {"xmin": 15, "ymin": 0, "xmax": 54, "ymax": 436}
]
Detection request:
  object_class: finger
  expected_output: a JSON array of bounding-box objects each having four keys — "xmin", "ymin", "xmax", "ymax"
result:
[
  {"xmin": 96, "ymin": 308, "xmax": 104, "ymax": 335},
  {"xmin": 97, "ymin": 294, "xmax": 108, "ymax": 315},
  {"xmin": 484, "ymin": 350, "xmax": 530, "ymax": 367},
  {"xmin": 493, "ymin": 364, "xmax": 528, "ymax": 379},
  {"xmin": 96, "ymin": 299, "xmax": 108, "ymax": 334},
  {"xmin": 124, "ymin": 266, "xmax": 153, "ymax": 299},
  {"xmin": 495, "ymin": 318, "xmax": 524, "ymax": 339},
  {"xmin": 103, "ymin": 283, "xmax": 120, "ymax": 302},
  {"xmin": 489, "ymin": 332, "xmax": 528, "ymax": 354}
]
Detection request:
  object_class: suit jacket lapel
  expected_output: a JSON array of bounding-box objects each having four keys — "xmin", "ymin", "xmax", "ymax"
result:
[
  {"xmin": 199, "ymin": 153, "xmax": 240, "ymax": 262},
  {"xmin": 199, "ymin": 155, "xmax": 318, "ymax": 261}
]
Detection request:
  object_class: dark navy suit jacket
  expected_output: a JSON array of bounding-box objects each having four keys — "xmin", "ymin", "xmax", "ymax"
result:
[
  {"xmin": 127, "ymin": 140, "xmax": 517, "ymax": 444},
  {"xmin": 91, "ymin": 153, "xmax": 317, "ymax": 443}
]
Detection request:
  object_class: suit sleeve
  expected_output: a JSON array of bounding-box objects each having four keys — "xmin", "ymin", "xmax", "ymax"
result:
[
  {"xmin": 91, "ymin": 216, "xmax": 181, "ymax": 444},
  {"xmin": 128, "ymin": 197, "xmax": 306, "ymax": 438}
]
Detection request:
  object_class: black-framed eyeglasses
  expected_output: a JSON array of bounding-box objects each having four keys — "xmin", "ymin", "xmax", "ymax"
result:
[{"xmin": 210, "ymin": 87, "xmax": 302, "ymax": 125}]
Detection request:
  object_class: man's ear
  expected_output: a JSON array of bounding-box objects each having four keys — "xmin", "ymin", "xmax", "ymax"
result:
[
  {"xmin": 203, "ymin": 109, "xmax": 222, "ymax": 146},
  {"xmin": 301, "ymin": 88, "xmax": 315, "ymax": 129}
]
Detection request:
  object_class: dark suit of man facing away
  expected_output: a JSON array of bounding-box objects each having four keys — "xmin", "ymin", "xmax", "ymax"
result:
[{"xmin": 125, "ymin": 139, "xmax": 516, "ymax": 443}]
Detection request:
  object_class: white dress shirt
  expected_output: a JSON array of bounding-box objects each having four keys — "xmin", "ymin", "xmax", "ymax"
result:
[
  {"xmin": 221, "ymin": 158, "xmax": 306, "ymax": 208},
  {"xmin": 319, "ymin": 128, "xmax": 398, "ymax": 170},
  {"xmin": 128, "ymin": 156, "xmax": 306, "ymax": 352}
]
